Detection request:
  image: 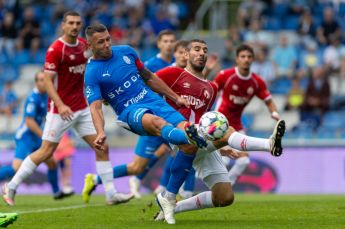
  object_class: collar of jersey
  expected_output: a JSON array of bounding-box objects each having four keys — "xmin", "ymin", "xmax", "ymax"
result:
[
  {"xmin": 235, "ymin": 67, "xmax": 252, "ymax": 80},
  {"xmin": 58, "ymin": 38, "xmax": 79, "ymax": 47}
]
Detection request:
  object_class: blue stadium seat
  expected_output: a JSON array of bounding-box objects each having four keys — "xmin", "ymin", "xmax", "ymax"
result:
[
  {"xmin": 339, "ymin": 3, "xmax": 345, "ymax": 16},
  {"xmin": 283, "ymin": 15, "xmax": 300, "ymax": 30},
  {"xmin": 321, "ymin": 111, "xmax": 345, "ymax": 130},
  {"xmin": 269, "ymin": 78, "xmax": 292, "ymax": 94},
  {"xmin": 272, "ymin": 3, "xmax": 289, "ymax": 17},
  {"xmin": 315, "ymin": 128, "xmax": 337, "ymax": 139},
  {"xmin": 263, "ymin": 17, "xmax": 282, "ymax": 31}
]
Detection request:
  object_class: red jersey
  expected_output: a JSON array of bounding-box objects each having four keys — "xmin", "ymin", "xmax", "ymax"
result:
[
  {"xmin": 214, "ymin": 67, "xmax": 271, "ymax": 131},
  {"xmin": 44, "ymin": 37, "xmax": 88, "ymax": 113},
  {"xmin": 156, "ymin": 67, "xmax": 218, "ymax": 123}
]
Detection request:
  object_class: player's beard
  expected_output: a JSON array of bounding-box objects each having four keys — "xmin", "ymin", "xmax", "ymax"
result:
[{"xmin": 190, "ymin": 61, "xmax": 205, "ymax": 73}]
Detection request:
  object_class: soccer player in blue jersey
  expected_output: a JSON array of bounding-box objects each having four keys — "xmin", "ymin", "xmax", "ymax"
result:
[
  {"xmin": 144, "ymin": 30, "xmax": 176, "ymax": 72},
  {"xmin": 84, "ymin": 24, "xmax": 285, "ymax": 224},
  {"xmin": 0, "ymin": 72, "xmax": 64, "ymax": 199},
  {"xmin": 82, "ymin": 40, "xmax": 191, "ymax": 201}
]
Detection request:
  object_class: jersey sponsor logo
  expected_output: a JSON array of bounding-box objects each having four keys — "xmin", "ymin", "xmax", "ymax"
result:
[
  {"xmin": 229, "ymin": 94, "xmax": 250, "ymax": 105},
  {"xmin": 124, "ymin": 88, "xmax": 148, "ymax": 107},
  {"xmin": 102, "ymin": 71, "xmax": 111, "ymax": 77},
  {"xmin": 107, "ymin": 74, "xmax": 140, "ymax": 98},
  {"xmin": 69, "ymin": 64, "xmax": 86, "ymax": 74},
  {"xmin": 181, "ymin": 95, "xmax": 205, "ymax": 109},
  {"xmin": 247, "ymin": 87, "xmax": 254, "ymax": 95},
  {"xmin": 45, "ymin": 62, "xmax": 56, "ymax": 70},
  {"xmin": 183, "ymin": 82, "xmax": 191, "ymax": 88},
  {"xmin": 123, "ymin": 56, "xmax": 131, "ymax": 64}
]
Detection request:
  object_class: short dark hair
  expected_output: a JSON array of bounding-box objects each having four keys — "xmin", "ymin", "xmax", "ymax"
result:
[
  {"xmin": 157, "ymin": 29, "xmax": 175, "ymax": 41},
  {"xmin": 236, "ymin": 44, "xmax": 255, "ymax": 57},
  {"xmin": 174, "ymin": 40, "xmax": 189, "ymax": 52},
  {"xmin": 62, "ymin": 11, "xmax": 81, "ymax": 22},
  {"xmin": 186, "ymin": 39, "xmax": 207, "ymax": 51},
  {"xmin": 34, "ymin": 71, "xmax": 43, "ymax": 82},
  {"xmin": 85, "ymin": 23, "xmax": 108, "ymax": 39}
]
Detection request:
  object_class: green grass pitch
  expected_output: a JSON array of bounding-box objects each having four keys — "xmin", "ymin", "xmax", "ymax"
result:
[{"xmin": 0, "ymin": 194, "xmax": 345, "ymax": 228}]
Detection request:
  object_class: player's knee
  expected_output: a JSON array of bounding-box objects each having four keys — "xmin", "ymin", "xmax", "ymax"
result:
[
  {"xmin": 128, "ymin": 162, "xmax": 145, "ymax": 174},
  {"xmin": 213, "ymin": 191, "xmax": 234, "ymax": 207},
  {"xmin": 151, "ymin": 117, "xmax": 167, "ymax": 134}
]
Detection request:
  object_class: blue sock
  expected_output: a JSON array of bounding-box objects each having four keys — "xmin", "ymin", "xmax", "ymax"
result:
[
  {"xmin": 97, "ymin": 164, "xmax": 128, "ymax": 184},
  {"xmin": 136, "ymin": 155, "xmax": 159, "ymax": 180},
  {"xmin": 159, "ymin": 155, "xmax": 174, "ymax": 187},
  {"xmin": 0, "ymin": 166, "xmax": 15, "ymax": 181},
  {"xmin": 166, "ymin": 151, "xmax": 195, "ymax": 194},
  {"xmin": 183, "ymin": 167, "xmax": 196, "ymax": 192},
  {"xmin": 160, "ymin": 125, "xmax": 189, "ymax": 145},
  {"xmin": 47, "ymin": 169, "xmax": 60, "ymax": 194}
]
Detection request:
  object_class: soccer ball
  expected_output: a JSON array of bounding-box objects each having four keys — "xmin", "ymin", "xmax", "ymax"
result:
[{"xmin": 199, "ymin": 111, "xmax": 229, "ymax": 141}]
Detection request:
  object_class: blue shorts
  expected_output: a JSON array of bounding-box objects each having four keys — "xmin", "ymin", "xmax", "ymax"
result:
[
  {"xmin": 118, "ymin": 99, "xmax": 185, "ymax": 136},
  {"xmin": 15, "ymin": 138, "xmax": 41, "ymax": 160},
  {"xmin": 134, "ymin": 136, "xmax": 167, "ymax": 159}
]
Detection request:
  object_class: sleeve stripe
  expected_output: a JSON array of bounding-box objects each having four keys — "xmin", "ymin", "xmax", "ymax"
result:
[{"xmin": 135, "ymin": 58, "xmax": 144, "ymax": 70}]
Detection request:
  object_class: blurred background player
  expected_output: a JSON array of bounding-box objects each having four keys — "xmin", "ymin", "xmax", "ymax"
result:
[
  {"xmin": 53, "ymin": 131, "xmax": 76, "ymax": 196},
  {"xmin": 214, "ymin": 44, "xmax": 280, "ymax": 186},
  {"xmin": 2, "ymin": 11, "xmax": 131, "ymax": 206},
  {"xmin": 0, "ymin": 71, "xmax": 65, "ymax": 199}
]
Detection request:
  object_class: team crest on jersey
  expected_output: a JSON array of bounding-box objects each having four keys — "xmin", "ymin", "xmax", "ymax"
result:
[
  {"xmin": 183, "ymin": 82, "xmax": 191, "ymax": 88},
  {"xmin": 69, "ymin": 54, "xmax": 75, "ymax": 60},
  {"xmin": 232, "ymin": 84, "xmax": 238, "ymax": 91},
  {"xmin": 85, "ymin": 86, "xmax": 94, "ymax": 98},
  {"xmin": 203, "ymin": 90, "xmax": 210, "ymax": 99},
  {"xmin": 123, "ymin": 56, "xmax": 131, "ymax": 64},
  {"xmin": 247, "ymin": 87, "xmax": 254, "ymax": 95}
]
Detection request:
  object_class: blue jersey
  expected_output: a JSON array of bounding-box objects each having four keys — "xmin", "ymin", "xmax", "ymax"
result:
[
  {"xmin": 144, "ymin": 54, "xmax": 175, "ymax": 73},
  {"xmin": 85, "ymin": 45, "xmax": 164, "ymax": 116},
  {"xmin": 15, "ymin": 88, "xmax": 48, "ymax": 141}
]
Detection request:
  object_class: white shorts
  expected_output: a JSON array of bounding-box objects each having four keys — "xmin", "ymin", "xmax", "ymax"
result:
[
  {"xmin": 42, "ymin": 108, "xmax": 96, "ymax": 143},
  {"xmin": 193, "ymin": 148, "xmax": 230, "ymax": 189}
]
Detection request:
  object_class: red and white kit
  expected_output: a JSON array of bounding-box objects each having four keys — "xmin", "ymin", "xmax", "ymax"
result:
[
  {"xmin": 156, "ymin": 66, "xmax": 229, "ymax": 189},
  {"xmin": 214, "ymin": 67, "xmax": 272, "ymax": 131},
  {"xmin": 43, "ymin": 37, "xmax": 96, "ymax": 142}
]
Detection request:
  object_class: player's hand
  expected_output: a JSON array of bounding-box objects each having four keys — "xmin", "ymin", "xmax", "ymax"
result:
[
  {"xmin": 57, "ymin": 104, "xmax": 74, "ymax": 121},
  {"xmin": 205, "ymin": 53, "xmax": 219, "ymax": 70},
  {"xmin": 220, "ymin": 148, "xmax": 240, "ymax": 159},
  {"xmin": 94, "ymin": 132, "xmax": 107, "ymax": 151},
  {"xmin": 271, "ymin": 111, "xmax": 280, "ymax": 121},
  {"xmin": 176, "ymin": 96, "xmax": 190, "ymax": 108}
]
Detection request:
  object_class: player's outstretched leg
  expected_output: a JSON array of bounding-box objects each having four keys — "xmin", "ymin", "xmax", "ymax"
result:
[
  {"xmin": 0, "ymin": 212, "xmax": 18, "ymax": 228},
  {"xmin": 213, "ymin": 120, "xmax": 286, "ymax": 157},
  {"xmin": 155, "ymin": 182, "xmax": 234, "ymax": 222}
]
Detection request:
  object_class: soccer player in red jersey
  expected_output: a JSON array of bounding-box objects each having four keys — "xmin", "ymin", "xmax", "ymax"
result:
[
  {"xmin": 2, "ymin": 11, "xmax": 133, "ymax": 206},
  {"xmin": 155, "ymin": 40, "xmax": 285, "ymax": 224},
  {"xmin": 214, "ymin": 44, "xmax": 280, "ymax": 186}
]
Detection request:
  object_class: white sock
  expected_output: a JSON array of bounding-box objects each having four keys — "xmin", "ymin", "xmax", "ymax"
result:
[
  {"xmin": 8, "ymin": 156, "xmax": 37, "ymax": 190},
  {"xmin": 228, "ymin": 156, "xmax": 250, "ymax": 185},
  {"xmin": 96, "ymin": 161, "xmax": 117, "ymax": 200},
  {"xmin": 175, "ymin": 191, "xmax": 213, "ymax": 213},
  {"xmin": 205, "ymin": 141, "xmax": 217, "ymax": 152},
  {"xmin": 228, "ymin": 132, "xmax": 270, "ymax": 152}
]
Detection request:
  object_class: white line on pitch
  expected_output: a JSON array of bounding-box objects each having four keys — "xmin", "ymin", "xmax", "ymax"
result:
[{"xmin": 17, "ymin": 203, "xmax": 104, "ymax": 214}]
